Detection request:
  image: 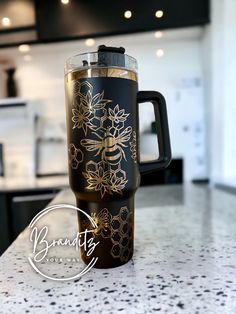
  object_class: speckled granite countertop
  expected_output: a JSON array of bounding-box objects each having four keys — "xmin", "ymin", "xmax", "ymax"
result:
[
  {"xmin": 0, "ymin": 185, "xmax": 236, "ymax": 313},
  {"xmin": 0, "ymin": 176, "xmax": 68, "ymax": 192}
]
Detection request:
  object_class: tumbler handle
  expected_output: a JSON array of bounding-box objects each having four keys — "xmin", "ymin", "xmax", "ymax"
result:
[{"xmin": 137, "ymin": 91, "xmax": 172, "ymax": 175}]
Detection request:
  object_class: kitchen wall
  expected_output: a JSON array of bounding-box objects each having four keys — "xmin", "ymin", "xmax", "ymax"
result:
[
  {"xmin": 0, "ymin": 26, "xmax": 207, "ymax": 181},
  {"xmin": 202, "ymin": 0, "xmax": 236, "ymax": 185}
]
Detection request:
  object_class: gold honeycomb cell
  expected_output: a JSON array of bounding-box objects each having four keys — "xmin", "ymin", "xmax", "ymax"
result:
[
  {"xmin": 111, "ymin": 231, "xmax": 121, "ymax": 243},
  {"xmin": 111, "ymin": 218, "xmax": 121, "ymax": 231},
  {"xmin": 111, "ymin": 244, "xmax": 121, "ymax": 258},
  {"xmin": 71, "ymin": 160, "xmax": 79, "ymax": 169},
  {"xmin": 122, "ymin": 222, "xmax": 129, "ymax": 234},
  {"xmin": 68, "ymin": 143, "xmax": 84, "ymax": 170},
  {"xmin": 120, "ymin": 208, "xmax": 129, "ymax": 221}
]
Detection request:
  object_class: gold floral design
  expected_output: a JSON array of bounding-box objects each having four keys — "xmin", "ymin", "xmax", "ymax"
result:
[
  {"xmin": 70, "ymin": 80, "xmax": 136, "ymax": 198},
  {"xmin": 110, "ymin": 172, "xmax": 127, "ymax": 195},
  {"xmin": 108, "ymin": 104, "xmax": 129, "ymax": 123},
  {"xmin": 72, "ymin": 81, "xmax": 112, "ymax": 135},
  {"xmin": 72, "ymin": 106, "xmax": 94, "ymax": 135},
  {"xmin": 78, "ymin": 89, "xmax": 111, "ymax": 111},
  {"xmin": 130, "ymin": 131, "xmax": 137, "ymax": 163},
  {"xmin": 83, "ymin": 164, "xmax": 110, "ymax": 198},
  {"xmin": 83, "ymin": 162, "xmax": 128, "ymax": 198},
  {"xmin": 68, "ymin": 143, "xmax": 84, "ymax": 169}
]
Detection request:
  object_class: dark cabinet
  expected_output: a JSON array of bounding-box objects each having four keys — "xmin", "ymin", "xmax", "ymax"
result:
[
  {"xmin": 0, "ymin": 188, "xmax": 60, "ymax": 255},
  {"xmin": 35, "ymin": 0, "xmax": 209, "ymax": 41},
  {"xmin": 0, "ymin": 0, "xmax": 209, "ymax": 47},
  {"xmin": 141, "ymin": 158, "xmax": 183, "ymax": 186},
  {"xmin": 11, "ymin": 193, "xmax": 56, "ymax": 239}
]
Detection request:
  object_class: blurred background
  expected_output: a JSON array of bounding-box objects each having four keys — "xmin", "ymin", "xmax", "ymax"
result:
[{"xmin": 0, "ymin": 0, "xmax": 235, "ymax": 253}]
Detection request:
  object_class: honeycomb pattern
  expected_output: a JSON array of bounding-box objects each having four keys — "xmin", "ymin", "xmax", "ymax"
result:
[
  {"xmin": 110, "ymin": 206, "xmax": 133, "ymax": 262},
  {"xmin": 83, "ymin": 206, "xmax": 133, "ymax": 263},
  {"xmin": 68, "ymin": 143, "xmax": 84, "ymax": 170}
]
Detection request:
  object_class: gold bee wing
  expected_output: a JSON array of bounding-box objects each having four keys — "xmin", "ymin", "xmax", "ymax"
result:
[
  {"xmin": 97, "ymin": 208, "xmax": 111, "ymax": 229},
  {"xmin": 116, "ymin": 126, "xmax": 132, "ymax": 144},
  {"xmin": 80, "ymin": 139, "xmax": 103, "ymax": 154}
]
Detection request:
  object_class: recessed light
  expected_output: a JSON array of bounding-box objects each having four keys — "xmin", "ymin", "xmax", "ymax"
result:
[
  {"xmin": 154, "ymin": 31, "xmax": 163, "ymax": 39},
  {"xmin": 124, "ymin": 10, "xmax": 132, "ymax": 19},
  {"xmin": 18, "ymin": 44, "xmax": 31, "ymax": 53},
  {"xmin": 1, "ymin": 17, "xmax": 11, "ymax": 27},
  {"xmin": 61, "ymin": 0, "xmax": 69, "ymax": 4},
  {"xmin": 85, "ymin": 38, "xmax": 96, "ymax": 47},
  {"xmin": 155, "ymin": 10, "xmax": 164, "ymax": 18},
  {"xmin": 156, "ymin": 49, "xmax": 164, "ymax": 58},
  {"xmin": 24, "ymin": 55, "xmax": 32, "ymax": 62}
]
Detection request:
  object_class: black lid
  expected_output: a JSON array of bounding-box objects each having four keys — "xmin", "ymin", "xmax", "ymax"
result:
[{"xmin": 97, "ymin": 45, "xmax": 126, "ymax": 68}]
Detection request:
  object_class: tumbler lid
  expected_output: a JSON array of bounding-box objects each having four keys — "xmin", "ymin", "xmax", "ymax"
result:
[
  {"xmin": 97, "ymin": 45, "xmax": 125, "ymax": 68},
  {"xmin": 65, "ymin": 45, "xmax": 138, "ymax": 74}
]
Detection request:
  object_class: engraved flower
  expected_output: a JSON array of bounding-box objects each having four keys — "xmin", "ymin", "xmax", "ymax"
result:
[
  {"xmin": 74, "ymin": 81, "xmax": 112, "ymax": 112},
  {"xmin": 110, "ymin": 173, "xmax": 128, "ymax": 195},
  {"xmin": 109, "ymin": 104, "xmax": 129, "ymax": 123},
  {"xmin": 72, "ymin": 106, "xmax": 95, "ymax": 135},
  {"xmin": 72, "ymin": 81, "xmax": 112, "ymax": 135},
  {"xmin": 83, "ymin": 165, "xmax": 111, "ymax": 198},
  {"xmin": 87, "ymin": 90, "xmax": 112, "ymax": 111}
]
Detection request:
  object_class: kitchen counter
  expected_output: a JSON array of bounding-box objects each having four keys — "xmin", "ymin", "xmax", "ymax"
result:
[
  {"xmin": 0, "ymin": 184, "xmax": 236, "ymax": 313},
  {"xmin": 0, "ymin": 176, "xmax": 68, "ymax": 192},
  {"xmin": 0, "ymin": 175, "xmax": 69, "ymax": 254}
]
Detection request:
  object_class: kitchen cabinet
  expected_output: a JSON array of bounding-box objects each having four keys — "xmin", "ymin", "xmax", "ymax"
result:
[
  {"xmin": 0, "ymin": 0, "xmax": 209, "ymax": 48},
  {"xmin": 0, "ymin": 0, "xmax": 36, "ymax": 47},
  {"xmin": 0, "ymin": 176, "xmax": 68, "ymax": 255},
  {"xmin": 36, "ymin": 0, "xmax": 209, "ymax": 42}
]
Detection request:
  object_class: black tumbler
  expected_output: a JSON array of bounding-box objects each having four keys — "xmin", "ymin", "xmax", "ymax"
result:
[{"xmin": 64, "ymin": 45, "xmax": 171, "ymax": 268}]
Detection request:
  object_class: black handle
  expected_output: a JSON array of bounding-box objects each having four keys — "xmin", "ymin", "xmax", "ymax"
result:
[{"xmin": 138, "ymin": 91, "xmax": 172, "ymax": 175}]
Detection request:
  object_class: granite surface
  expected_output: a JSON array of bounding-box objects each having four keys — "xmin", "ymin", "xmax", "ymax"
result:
[
  {"xmin": 0, "ymin": 184, "xmax": 236, "ymax": 313},
  {"xmin": 0, "ymin": 176, "xmax": 68, "ymax": 192}
]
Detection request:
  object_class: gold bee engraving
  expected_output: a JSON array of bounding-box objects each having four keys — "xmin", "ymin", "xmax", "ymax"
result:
[
  {"xmin": 71, "ymin": 80, "xmax": 136, "ymax": 197},
  {"xmin": 83, "ymin": 208, "xmax": 112, "ymax": 238},
  {"xmin": 81, "ymin": 126, "xmax": 132, "ymax": 165}
]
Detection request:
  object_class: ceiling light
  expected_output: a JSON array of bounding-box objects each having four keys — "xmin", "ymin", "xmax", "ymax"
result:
[
  {"xmin": 154, "ymin": 31, "xmax": 163, "ymax": 39},
  {"xmin": 155, "ymin": 10, "xmax": 164, "ymax": 18},
  {"xmin": 18, "ymin": 44, "xmax": 31, "ymax": 53},
  {"xmin": 1, "ymin": 17, "xmax": 11, "ymax": 27},
  {"xmin": 85, "ymin": 38, "xmax": 96, "ymax": 47},
  {"xmin": 61, "ymin": 0, "xmax": 69, "ymax": 4},
  {"xmin": 24, "ymin": 55, "xmax": 32, "ymax": 62},
  {"xmin": 156, "ymin": 49, "xmax": 164, "ymax": 58},
  {"xmin": 124, "ymin": 10, "xmax": 132, "ymax": 19}
]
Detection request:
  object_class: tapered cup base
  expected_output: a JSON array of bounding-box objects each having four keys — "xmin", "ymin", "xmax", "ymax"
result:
[{"xmin": 76, "ymin": 197, "xmax": 134, "ymax": 269}]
